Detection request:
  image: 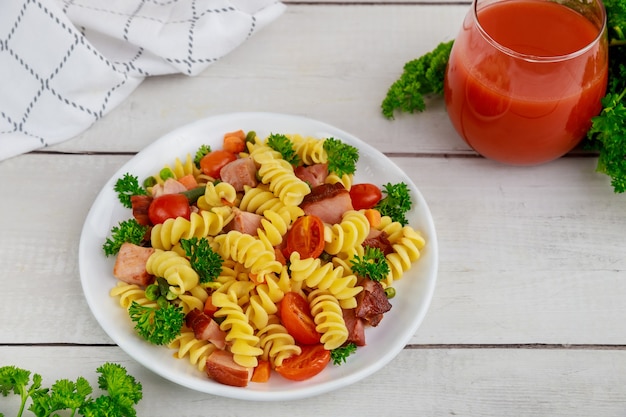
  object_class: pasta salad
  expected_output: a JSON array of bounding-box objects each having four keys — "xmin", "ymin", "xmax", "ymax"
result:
[{"xmin": 103, "ymin": 129, "xmax": 426, "ymax": 387}]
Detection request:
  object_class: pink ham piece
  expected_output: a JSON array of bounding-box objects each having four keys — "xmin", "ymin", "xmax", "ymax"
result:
[
  {"xmin": 151, "ymin": 178, "xmax": 187, "ymax": 198},
  {"xmin": 355, "ymin": 278, "xmax": 392, "ymax": 327},
  {"xmin": 362, "ymin": 229, "xmax": 394, "ymax": 255},
  {"xmin": 294, "ymin": 163, "xmax": 328, "ymax": 188},
  {"xmin": 219, "ymin": 157, "xmax": 258, "ymax": 192},
  {"xmin": 224, "ymin": 208, "xmax": 263, "ymax": 236},
  {"xmin": 205, "ymin": 350, "xmax": 253, "ymax": 387},
  {"xmin": 342, "ymin": 308, "xmax": 366, "ymax": 346},
  {"xmin": 185, "ymin": 309, "xmax": 227, "ymax": 349},
  {"xmin": 300, "ymin": 182, "xmax": 353, "ymax": 224},
  {"xmin": 113, "ymin": 243, "xmax": 155, "ymax": 286}
]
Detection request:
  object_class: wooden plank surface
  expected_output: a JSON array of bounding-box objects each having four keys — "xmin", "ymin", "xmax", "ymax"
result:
[
  {"xmin": 2, "ymin": 346, "xmax": 625, "ymax": 417},
  {"xmin": 42, "ymin": 4, "xmax": 469, "ymax": 156},
  {"xmin": 2, "ymin": 2, "xmax": 625, "ymax": 415},
  {"xmin": 1, "ymin": 154, "xmax": 624, "ymax": 345}
]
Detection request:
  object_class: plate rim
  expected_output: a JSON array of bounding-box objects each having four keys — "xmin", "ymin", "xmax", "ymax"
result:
[{"xmin": 78, "ymin": 111, "xmax": 439, "ymax": 401}]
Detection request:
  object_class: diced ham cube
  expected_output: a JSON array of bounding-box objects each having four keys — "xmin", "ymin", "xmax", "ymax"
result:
[
  {"xmin": 205, "ymin": 350, "xmax": 253, "ymax": 387},
  {"xmin": 294, "ymin": 163, "xmax": 328, "ymax": 188},
  {"xmin": 220, "ymin": 157, "xmax": 258, "ymax": 192},
  {"xmin": 113, "ymin": 243, "xmax": 155, "ymax": 286},
  {"xmin": 186, "ymin": 309, "xmax": 227, "ymax": 350},
  {"xmin": 300, "ymin": 183, "xmax": 353, "ymax": 224}
]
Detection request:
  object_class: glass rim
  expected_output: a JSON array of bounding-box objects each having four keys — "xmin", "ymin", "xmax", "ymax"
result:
[{"xmin": 473, "ymin": 0, "xmax": 607, "ymax": 63}]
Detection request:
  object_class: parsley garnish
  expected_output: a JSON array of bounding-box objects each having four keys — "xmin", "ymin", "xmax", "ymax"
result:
[
  {"xmin": 0, "ymin": 363, "xmax": 142, "ymax": 417},
  {"xmin": 323, "ymin": 137, "xmax": 359, "ymax": 177},
  {"xmin": 128, "ymin": 301, "xmax": 184, "ymax": 346},
  {"xmin": 374, "ymin": 182, "xmax": 412, "ymax": 226},
  {"xmin": 102, "ymin": 219, "xmax": 148, "ymax": 257},
  {"xmin": 381, "ymin": 40, "xmax": 453, "ymax": 119},
  {"xmin": 179, "ymin": 237, "xmax": 223, "ymax": 284},
  {"xmin": 267, "ymin": 133, "xmax": 300, "ymax": 165},
  {"xmin": 331, "ymin": 343, "xmax": 357, "ymax": 365},
  {"xmin": 350, "ymin": 247, "xmax": 390, "ymax": 282},
  {"xmin": 113, "ymin": 173, "xmax": 147, "ymax": 208}
]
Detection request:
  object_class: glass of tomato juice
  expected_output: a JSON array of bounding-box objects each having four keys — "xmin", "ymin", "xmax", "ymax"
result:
[{"xmin": 444, "ymin": 0, "xmax": 608, "ymax": 165}]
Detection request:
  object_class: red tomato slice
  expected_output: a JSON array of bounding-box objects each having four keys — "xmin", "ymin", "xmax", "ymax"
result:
[
  {"xmin": 285, "ymin": 215, "xmax": 325, "ymax": 259},
  {"xmin": 280, "ymin": 292, "xmax": 320, "ymax": 345},
  {"xmin": 199, "ymin": 150, "xmax": 237, "ymax": 179},
  {"xmin": 148, "ymin": 193, "xmax": 191, "ymax": 225},
  {"xmin": 275, "ymin": 344, "xmax": 331, "ymax": 381},
  {"xmin": 349, "ymin": 183, "xmax": 383, "ymax": 210}
]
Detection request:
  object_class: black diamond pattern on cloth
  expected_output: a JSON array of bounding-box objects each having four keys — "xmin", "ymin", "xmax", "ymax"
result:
[{"xmin": 0, "ymin": 0, "xmax": 285, "ymax": 160}]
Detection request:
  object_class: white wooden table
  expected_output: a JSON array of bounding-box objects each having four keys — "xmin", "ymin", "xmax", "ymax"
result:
[{"xmin": 2, "ymin": 1, "xmax": 626, "ymax": 415}]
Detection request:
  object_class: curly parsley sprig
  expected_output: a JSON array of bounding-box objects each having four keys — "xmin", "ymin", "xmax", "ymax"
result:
[
  {"xmin": 350, "ymin": 247, "xmax": 390, "ymax": 282},
  {"xmin": 323, "ymin": 137, "xmax": 359, "ymax": 177},
  {"xmin": 375, "ymin": 182, "xmax": 413, "ymax": 226},
  {"xmin": 102, "ymin": 219, "xmax": 148, "ymax": 257},
  {"xmin": 585, "ymin": 0, "xmax": 626, "ymax": 193},
  {"xmin": 180, "ymin": 237, "xmax": 223, "ymax": 284},
  {"xmin": 381, "ymin": 40, "xmax": 453, "ymax": 119},
  {"xmin": 113, "ymin": 173, "xmax": 147, "ymax": 209},
  {"xmin": 0, "ymin": 363, "xmax": 142, "ymax": 417},
  {"xmin": 128, "ymin": 301, "xmax": 184, "ymax": 346},
  {"xmin": 267, "ymin": 133, "xmax": 300, "ymax": 166}
]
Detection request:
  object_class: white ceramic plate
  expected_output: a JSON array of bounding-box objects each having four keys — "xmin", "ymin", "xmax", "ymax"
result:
[{"xmin": 79, "ymin": 112, "xmax": 438, "ymax": 401}]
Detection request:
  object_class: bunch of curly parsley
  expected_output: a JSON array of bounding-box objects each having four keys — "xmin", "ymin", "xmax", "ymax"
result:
[
  {"xmin": 382, "ymin": 0, "xmax": 626, "ymax": 193},
  {"xmin": 585, "ymin": 0, "xmax": 626, "ymax": 193}
]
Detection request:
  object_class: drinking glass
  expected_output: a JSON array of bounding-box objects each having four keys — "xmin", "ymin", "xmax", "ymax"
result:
[{"xmin": 444, "ymin": 0, "xmax": 608, "ymax": 165}]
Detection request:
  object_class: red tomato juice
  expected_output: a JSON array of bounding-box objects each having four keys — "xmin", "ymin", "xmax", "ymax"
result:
[{"xmin": 444, "ymin": 0, "xmax": 608, "ymax": 165}]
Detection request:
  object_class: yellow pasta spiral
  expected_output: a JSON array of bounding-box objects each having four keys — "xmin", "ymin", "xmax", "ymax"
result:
[
  {"xmin": 168, "ymin": 330, "xmax": 216, "ymax": 372},
  {"xmin": 213, "ymin": 230, "xmax": 283, "ymax": 281},
  {"xmin": 250, "ymin": 144, "xmax": 310, "ymax": 206},
  {"xmin": 109, "ymin": 281, "xmax": 157, "ymax": 309},
  {"xmin": 212, "ymin": 291, "xmax": 263, "ymax": 368},
  {"xmin": 325, "ymin": 172, "xmax": 353, "ymax": 191},
  {"xmin": 307, "ymin": 289, "xmax": 349, "ymax": 350},
  {"xmin": 290, "ymin": 134, "xmax": 327, "ymax": 165},
  {"xmin": 196, "ymin": 182, "xmax": 238, "ymax": 211},
  {"xmin": 376, "ymin": 215, "xmax": 405, "ymax": 244},
  {"xmin": 176, "ymin": 286, "xmax": 209, "ymax": 314},
  {"xmin": 145, "ymin": 249, "xmax": 199, "ymax": 295},
  {"xmin": 289, "ymin": 252, "xmax": 362, "ymax": 309},
  {"xmin": 257, "ymin": 319, "xmax": 301, "ymax": 367},
  {"xmin": 384, "ymin": 225, "xmax": 426, "ymax": 287},
  {"xmin": 256, "ymin": 207, "xmax": 293, "ymax": 251},
  {"xmin": 324, "ymin": 210, "xmax": 370, "ymax": 257},
  {"xmin": 151, "ymin": 206, "xmax": 234, "ymax": 250}
]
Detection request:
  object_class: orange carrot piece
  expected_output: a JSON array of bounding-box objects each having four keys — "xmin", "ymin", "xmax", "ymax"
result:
[
  {"xmin": 364, "ymin": 208, "xmax": 382, "ymax": 228},
  {"xmin": 251, "ymin": 360, "xmax": 271, "ymax": 383},
  {"xmin": 177, "ymin": 174, "xmax": 198, "ymax": 190},
  {"xmin": 203, "ymin": 296, "xmax": 218, "ymax": 317},
  {"xmin": 223, "ymin": 134, "xmax": 246, "ymax": 154}
]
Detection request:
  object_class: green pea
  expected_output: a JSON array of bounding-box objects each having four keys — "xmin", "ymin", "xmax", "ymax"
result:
[{"xmin": 384, "ymin": 286, "xmax": 396, "ymax": 299}]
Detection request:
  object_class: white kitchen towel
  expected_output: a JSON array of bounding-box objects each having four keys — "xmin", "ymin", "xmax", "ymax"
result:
[{"xmin": 0, "ymin": 0, "xmax": 285, "ymax": 160}]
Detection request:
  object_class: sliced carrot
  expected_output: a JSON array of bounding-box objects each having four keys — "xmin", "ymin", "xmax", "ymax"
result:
[
  {"xmin": 224, "ymin": 129, "xmax": 246, "ymax": 140},
  {"xmin": 203, "ymin": 296, "xmax": 218, "ymax": 317},
  {"xmin": 363, "ymin": 208, "xmax": 382, "ymax": 228},
  {"xmin": 274, "ymin": 248, "xmax": 287, "ymax": 266},
  {"xmin": 223, "ymin": 135, "xmax": 246, "ymax": 154},
  {"xmin": 251, "ymin": 360, "xmax": 271, "ymax": 383},
  {"xmin": 177, "ymin": 174, "xmax": 199, "ymax": 190}
]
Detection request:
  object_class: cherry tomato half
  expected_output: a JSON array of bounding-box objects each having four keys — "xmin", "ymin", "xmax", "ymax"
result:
[
  {"xmin": 349, "ymin": 183, "xmax": 383, "ymax": 210},
  {"xmin": 275, "ymin": 344, "xmax": 331, "ymax": 381},
  {"xmin": 199, "ymin": 150, "xmax": 237, "ymax": 179},
  {"xmin": 148, "ymin": 193, "xmax": 191, "ymax": 225},
  {"xmin": 285, "ymin": 215, "xmax": 325, "ymax": 259},
  {"xmin": 280, "ymin": 292, "xmax": 320, "ymax": 345}
]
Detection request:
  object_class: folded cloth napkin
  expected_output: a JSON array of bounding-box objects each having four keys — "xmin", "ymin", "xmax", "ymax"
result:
[{"xmin": 0, "ymin": 0, "xmax": 285, "ymax": 161}]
